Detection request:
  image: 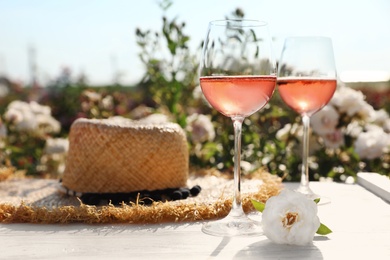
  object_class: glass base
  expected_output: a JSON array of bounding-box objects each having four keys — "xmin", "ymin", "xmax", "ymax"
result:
[
  {"xmin": 296, "ymin": 185, "xmax": 331, "ymax": 205},
  {"xmin": 202, "ymin": 213, "xmax": 263, "ymax": 237}
]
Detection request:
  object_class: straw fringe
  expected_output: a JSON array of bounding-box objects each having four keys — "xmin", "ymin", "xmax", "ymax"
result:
[{"xmin": 0, "ymin": 170, "xmax": 281, "ymax": 224}]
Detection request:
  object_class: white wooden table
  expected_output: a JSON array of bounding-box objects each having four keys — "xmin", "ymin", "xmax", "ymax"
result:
[{"xmin": 1, "ymin": 179, "xmax": 389, "ymax": 259}]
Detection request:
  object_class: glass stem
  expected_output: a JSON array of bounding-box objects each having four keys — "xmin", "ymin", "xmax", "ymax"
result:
[
  {"xmin": 300, "ymin": 114, "xmax": 310, "ymax": 191},
  {"xmin": 231, "ymin": 116, "xmax": 245, "ymax": 217}
]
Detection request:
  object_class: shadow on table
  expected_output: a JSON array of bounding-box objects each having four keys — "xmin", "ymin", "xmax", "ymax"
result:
[
  {"xmin": 233, "ymin": 239, "xmax": 324, "ymax": 260},
  {"xmin": 0, "ymin": 221, "xmax": 202, "ymax": 235}
]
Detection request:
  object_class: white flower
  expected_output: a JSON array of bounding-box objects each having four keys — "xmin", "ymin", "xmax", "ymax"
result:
[
  {"xmin": 138, "ymin": 113, "xmax": 170, "ymax": 124},
  {"xmin": 370, "ymin": 109, "xmax": 389, "ymax": 125},
  {"xmin": 358, "ymin": 102, "xmax": 376, "ymax": 121},
  {"xmin": 44, "ymin": 138, "xmax": 69, "ymax": 154},
  {"xmin": 4, "ymin": 100, "xmax": 61, "ymax": 135},
  {"xmin": 36, "ymin": 114, "xmax": 61, "ymax": 133},
  {"xmin": 40, "ymin": 138, "xmax": 69, "ymax": 177},
  {"xmin": 82, "ymin": 90, "xmax": 101, "ymax": 102},
  {"xmin": 130, "ymin": 105, "xmax": 153, "ymax": 119},
  {"xmin": 16, "ymin": 116, "xmax": 38, "ymax": 132},
  {"xmin": 192, "ymin": 85, "xmax": 203, "ymax": 100},
  {"xmin": 276, "ymin": 123, "xmax": 320, "ymax": 155},
  {"xmin": 330, "ymin": 86, "xmax": 375, "ymax": 120},
  {"xmin": 30, "ymin": 101, "xmax": 51, "ymax": 116},
  {"xmin": 354, "ymin": 125, "xmax": 390, "ymax": 160},
  {"xmin": 100, "ymin": 95, "xmax": 114, "ymax": 110},
  {"xmin": 330, "ymin": 86, "xmax": 364, "ymax": 116},
  {"xmin": 321, "ymin": 129, "xmax": 344, "ymax": 149},
  {"xmin": 276, "ymin": 123, "xmax": 303, "ymax": 141},
  {"xmin": 262, "ymin": 189, "xmax": 320, "ymax": 245},
  {"xmin": 345, "ymin": 121, "xmax": 363, "ymax": 138},
  {"xmin": 311, "ymin": 105, "xmax": 339, "ymax": 135},
  {"xmin": 383, "ymin": 119, "xmax": 390, "ymax": 133},
  {"xmin": 276, "ymin": 123, "xmax": 292, "ymax": 141},
  {"xmin": 186, "ymin": 113, "xmax": 215, "ymax": 143}
]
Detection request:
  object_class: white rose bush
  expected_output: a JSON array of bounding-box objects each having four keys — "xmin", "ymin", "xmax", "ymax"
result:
[
  {"xmin": 272, "ymin": 84, "xmax": 390, "ymax": 182},
  {"xmin": 252, "ymin": 189, "xmax": 332, "ymax": 245},
  {"xmin": 1, "ymin": 100, "xmax": 63, "ymax": 176}
]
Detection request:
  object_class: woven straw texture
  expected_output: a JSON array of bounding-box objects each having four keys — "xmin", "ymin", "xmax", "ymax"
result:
[
  {"xmin": 0, "ymin": 169, "xmax": 282, "ymax": 224},
  {"xmin": 62, "ymin": 118, "xmax": 189, "ymax": 193}
]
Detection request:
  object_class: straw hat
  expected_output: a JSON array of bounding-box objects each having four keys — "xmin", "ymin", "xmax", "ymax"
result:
[{"xmin": 61, "ymin": 117, "xmax": 189, "ymax": 195}]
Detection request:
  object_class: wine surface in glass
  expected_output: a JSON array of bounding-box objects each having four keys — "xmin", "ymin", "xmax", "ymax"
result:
[
  {"xmin": 277, "ymin": 78, "xmax": 337, "ymax": 116},
  {"xmin": 200, "ymin": 76, "xmax": 276, "ymax": 118}
]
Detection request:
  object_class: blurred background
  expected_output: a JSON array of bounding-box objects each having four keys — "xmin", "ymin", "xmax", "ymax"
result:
[
  {"xmin": 1, "ymin": 0, "xmax": 389, "ymax": 87},
  {"xmin": 0, "ymin": 0, "xmax": 389, "ymax": 181}
]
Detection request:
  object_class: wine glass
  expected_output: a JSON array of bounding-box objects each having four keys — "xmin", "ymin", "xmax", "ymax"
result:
[
  {"xmin": 277, "ymin": 37, "xmax": 337, "ymax": 202},
  {"xmin": 199, "ymin": 19, "xmax": 276, "ymax": 236}
]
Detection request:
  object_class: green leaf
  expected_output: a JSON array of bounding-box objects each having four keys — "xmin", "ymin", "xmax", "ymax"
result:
[
  {"xmin": 316, "ymin": 223, "xmax": 332, "ymax": 235},
  {"xmin": 251, "ymin": 199, "xmax": 265, "ymax": 213},
  {"xmin": 314, "ymin": 198, "xmax": 320, "ymax": 204}
]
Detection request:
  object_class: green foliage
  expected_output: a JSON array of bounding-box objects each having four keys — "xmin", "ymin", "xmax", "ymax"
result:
[
  {"xmin": 1, "ymin": 2, "xmax": 389, "ymax": 181},
  {"xmin": 4, "ymin": 130, "xmax": 46, "ymax": 176},
  {"xmin": 317, "ymin": 223, "xmax": 333, "ymax": 235},
  {"xmin": 135, "ymin": 0, "xmax": 198, "ymax": 126},
  {"xmin": 251, "ymin": 199, "xmax": 265, "ymax": 212}
]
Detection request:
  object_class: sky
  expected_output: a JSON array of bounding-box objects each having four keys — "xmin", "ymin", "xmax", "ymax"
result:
[{"xmin": 0, "ymin": 0, "xmax": 390, "ymax": 86}]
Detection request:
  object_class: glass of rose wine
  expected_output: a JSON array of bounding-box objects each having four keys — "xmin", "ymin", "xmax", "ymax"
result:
[
  {"xmin": 199, "ymin": 19, "xmax": 276, "ymax": 236},
  {"xmin": 277, "ymin": 37, "xmax": 337, "ymax": 202}
]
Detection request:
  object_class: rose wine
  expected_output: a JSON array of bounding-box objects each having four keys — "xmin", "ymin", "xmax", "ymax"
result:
[
  {"xmin": 200, "ymin": 76, "xmax": 276, "ymax": 117},
  {"xmin": 277, "ymin": 78, "xmax": 337, "ymax": 116}
]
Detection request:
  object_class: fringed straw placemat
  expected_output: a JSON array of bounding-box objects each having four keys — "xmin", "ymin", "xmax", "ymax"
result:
[{"xmin": 0, "ymin": 169, "xmax": 282, "ymax": 224}]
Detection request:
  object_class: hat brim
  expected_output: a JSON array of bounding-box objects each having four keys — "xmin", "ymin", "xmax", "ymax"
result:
[{"xmin": 0, "ymin": 169, "xmax": 282, "ymax": 224}]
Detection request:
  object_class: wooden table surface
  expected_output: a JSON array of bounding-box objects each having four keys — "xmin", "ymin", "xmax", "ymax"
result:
[{"xmin": 1, "ymin": 180, "xmax": 389, "ymax": 259}]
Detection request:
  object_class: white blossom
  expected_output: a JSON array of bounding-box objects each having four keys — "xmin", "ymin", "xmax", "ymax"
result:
[
  {"xmin": 330, "ymin": 86, "xmax": 374, "ymax": 120},
  {"xmin": 44, "ymin": 138, "xmax": 69, "ymax": 154},
  {"xmin": 311, "ymin": 105, "xmax": 339, "ymax": 135},
  {"xmin": 276, "ymin": 123, "xmax": 321, "ymax": 155},
  {"xmin": 276, "ymin": 123, "xmax": 302, "ymax": 142},
  {"xmin": 4, "ymin": 100, "xmax": 61, "ymax": 135},
  {"xmin": 383, "ymin": 119, "xmax": 390, "ymax": 133},
  {"xmin": 130, "ymin": 105, "xmax": 153, "ymax": 119},
  {"xmin": 369, "ymin": 109, "xmax": 389, "ymax": 126},
  {"xmin": 276, "ymin": 123, "xmax": 292, "ymax": 141},
  {"xmin": 82, "ymin": 90, "xmax": 101, "ymax": 102},
  {"xmin": 345, "ymin": 120, "xmax": 363, "ymax": 138},
  {"xmin": 16, "ymin": 116, "xmax": 38, "ymax": 132},
  {"xmin": 354, "ymin": 125, "xmax": 390, "ymax": 160},
  {"xmin": 358, "ymin": 102, "xmax": 376, "ymax": 121},
  {"xmin": 29, "ymin": 101, "xmax": 51, "ymax": 116},
  {"xmin": 41, "ymin": 137, "xmax": 69, "ymax": 177},
  {"xmin": 321, "ymin": 129, "xmax": 344, "ymax": 149},
  {"xmin": 192, "ymin": 85, "xmax": 203, "ymax": 100},
  {"xmin": 36, "ymin": 114, "xmax": 61, "ymax": 133},
  {"xmin": 100, "ymin": 95, "xmax": 114, "ymax": 110},
  {"xmin": 186, "ymin": 113, "xmax": 215, "ymax": 143},
  {"xmin": 262, "ymin": 189, "xmax": 320, "ymax": 245},
  {"xmin": 138, "ymin": 113, "xmax": 170, "ymax": 124}
]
